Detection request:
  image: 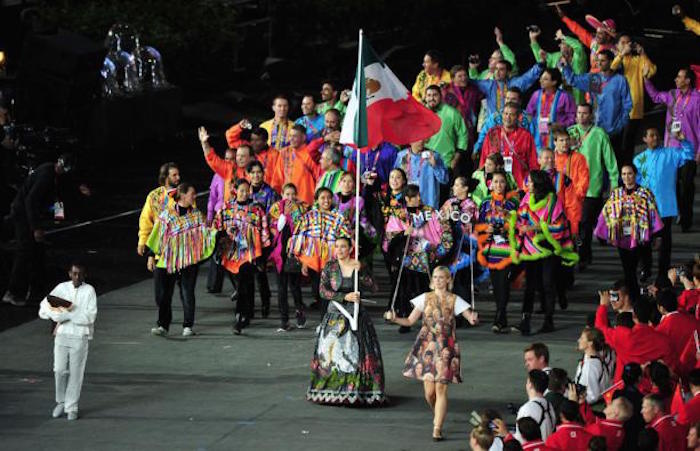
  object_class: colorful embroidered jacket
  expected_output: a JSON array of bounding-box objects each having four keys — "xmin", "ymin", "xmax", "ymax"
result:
[
  {"xmin": 475, "ymin": 192, "xmax": 520, "ymax": 270},
  {"xmin": 268, "ymin": 199, "xmax": 308, "ymax": 273},
  {"xmin": 334, "ymin": 193, "xmax": 376, "ymax": 239},
  {"xmin": 146, "ymin": 205, "xmax": 216, "ymax": 273},
  {"xmin": 288, "ymin": 208, "xmax": 351, "ymax": 273},
  {"xmin": 594, "ymin": 186, "xmax": 663, "ymax": 249},
  {"xmin": 250, "ymin": 182, "xmax": 280, "ymax": 213},
  {"xmin": 402, "ymin": 205, "xmax": 454, "ymax": 274},
  {"xmin": 411, "ymin": 68, "xmax": 451, "ymax": 103},
  {"xmin": 214, "ymin": 199, "xmax": 271, "ymax": 274},
  {"xmin": 138, "ymin": 185, "xmax": 176, "ymax": 248},
  {"xmin": 509, "ymin": 192, "xmax": 579, "ymax": 266},
  {"xmin": 370, "ymin": 190, "xmax": 407, "ymax": 254},
  {"xmin": 441, "ymin": 197, "xmax": 478, "ymax": 272},
  {"xmin": 319, "ymin": 259, "xmax": 376, "ymax": 303}
]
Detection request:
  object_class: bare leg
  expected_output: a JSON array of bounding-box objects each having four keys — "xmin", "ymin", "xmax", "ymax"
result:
[
  {"xmin": 423, "ymin": 379, "xmax": 436, "ymax": 411},
  {"xmin": 434, "ymin": 382, "xmax": 449, "ymax": 436}
]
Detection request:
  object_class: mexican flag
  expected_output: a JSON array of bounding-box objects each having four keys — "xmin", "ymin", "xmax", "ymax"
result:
[{"xmin": 340, "ymin": 30, "xmax": 442, "ymax": 150}]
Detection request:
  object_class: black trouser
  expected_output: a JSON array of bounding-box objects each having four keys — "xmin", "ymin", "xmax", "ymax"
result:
[
  {"xmin": 609, "ymin": 132, "xmax": 625, "ymax": 169},
  {"xmin": 7, "ymin": 212, "xmax": 45, "ymax": 299},
  {"xmin": 277, "ymin": 270, "xmax": 303, "ymax": 326},
  {"xmin": 639, "ymin": 217, "xmax": 673, "ymax": 278},
  {"xmin": 383, "ymin": 254, "xmax": 399, "ymax": 311},
  {"xmin": 256, "ymin": 266, "xmax": 271, "ymax": 310},
  {"xmin": 154, "ymin": 264, "xmax": 198, "ymax": 330},
  {"xmin": 234, "ymin": 263, "xmax": 256, "ymax": 324},
  {"xmin": 555, "ymin": 261, "xmax": 571, "ymax": 303},
  {"xmin": 452, "ymin": 266, "xmax": 472, "ymax": 302},
  {"xmin": 579, "ymin": 197, "xmax": 605, "ymax": 265},
  {"xmin": 678, "ymin": 161, "xmax": 696, "ymax": 231},
  {"xmin": 620, "ymin": 119, "xmax": 641, "ymax": 167},
  {"xmin": 617, "ymin": 245, "xmax": 649, "ymax": 300},
  {"xmin": 309, "ymin": 269, "xmax": 324, "ymax": 316},
  {"xmin": 490, "ymin": 268, "xmax": 510, "ymax": 327},
  {"xmin": 206, "ymin": 257, "xmax": 225, "ymax": 292},
  {"xmin": 523, "ymin": 257, "xmax": 556, "ymax": 319}
]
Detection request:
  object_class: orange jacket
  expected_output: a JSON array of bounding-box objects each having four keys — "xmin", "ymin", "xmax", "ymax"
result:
[
  {"xmin": 205, "ymin": 150, "xmax": 248, "ymax": 203},
  {"xmin": 225, "ymin": 123, "xmax": 250, "ymax": 149},
  {"xmin": 554, "ymin": 151, "xmax": 589, "ymax": 235},
  {"xmin": 270, "ymin": 138, "xmax": 323, "ymax": 206}
]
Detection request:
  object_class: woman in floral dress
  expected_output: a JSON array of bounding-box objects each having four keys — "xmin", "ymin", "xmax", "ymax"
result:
[
  {"xmin": 307, "ymin": 237, "xmax": 387, "ymax": 406},
  {"xmin": 385, "ymin": 266, "xmax": 479, "ymax": 440}
]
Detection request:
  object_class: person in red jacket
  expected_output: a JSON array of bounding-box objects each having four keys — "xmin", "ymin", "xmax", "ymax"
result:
[
  {"xmin": 545, "ymin": 400, "xmax": 593, "ymax": 450},
  {"xmin": 584, "ymin": 396, "xmax": 632, "ymax": 451},
  {"xmin": 655, "ymin": 290, "xmax": 700, "ymax": 366},
  {"xmin": 479, "ymin": 102, "xmax": 538, "ymax": 188},
  {"xmin": 688, "ymin": 421, "xmax": 700, "ymax": 451},
  {"xmin": 642, "ymin": 393, "xmax": 688, "ymax": 451},
  {"xmin": 678, "ymin": 369, "xmax": 700, "ymax": 426},
  {"xmin": 594, "ymin": 287, "xmax": 635, "ymax": 382},
  {"xmin": 670, "ymin": 263, "xmax": 700, "ymax": 319},
  {"xmin": 628, "ymin": 300, "xmax": 676, "ymax": 372},
  {"xmin": 494, "ymin": 416, "xmax": 556, "ymax": 451}
]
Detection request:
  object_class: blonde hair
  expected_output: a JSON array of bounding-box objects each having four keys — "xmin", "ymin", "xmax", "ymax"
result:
[
  {"xmin": 470, "ymin": 425, "xmax": 494, "ymax": 450},
  {"xmin": 429, "ymin": 266, "xmax": 453, "ymax": 291}
]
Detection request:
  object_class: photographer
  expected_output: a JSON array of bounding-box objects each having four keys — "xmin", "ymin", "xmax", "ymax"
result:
[
  {"xmin": 669, "ymin": 260, "xmax": 700, "ymax": 317},
  {"xmin": 575, "ymin": 327, "xmax": 613, "ymax": 404}
]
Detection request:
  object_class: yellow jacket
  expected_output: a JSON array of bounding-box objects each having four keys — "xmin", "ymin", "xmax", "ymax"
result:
[
  {"xmin": 611, "ymin": 53, "xmax": 657, "ymax": 120},
  {"xmin": 683, "ymin": 16, "xmax": 700, "ymax": 36},
  {"xmin": 138, "ymin": 186, "xmax": 175, "ymax": 248},
  {"xmin": 411, "ymin": 69, "xmax": 451, "ymax": 103},
  {"xmin": 260, "ymin": 118, "xmax": 295, "ymax": 150}
]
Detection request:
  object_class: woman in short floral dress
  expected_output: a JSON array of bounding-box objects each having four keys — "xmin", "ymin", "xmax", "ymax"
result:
[{"xmin": 385, "ymin": 266, "xmax": 479, "ymax": 441}]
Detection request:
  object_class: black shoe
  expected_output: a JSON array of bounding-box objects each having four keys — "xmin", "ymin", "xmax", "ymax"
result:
[
  {"xmin": 511, "ymin": 314, "xmax": 531, "ymax": 336},
  {"xmin": 398, "ymin": 326, "xmax": 412, "ymax": 334},
  {"xmin": 229, "ymin": 290, "xmax": 238, "ymax": 302},
  {"xmin": 537, "ymin": 321, "xmax": 555, "ymax": 334},
  {"xmin": 295, "ymin": 310, "xmax": 307, "ymax": 329},
  {"xmin": 558, "ymin": 295, "xmax": 568, "ymax": 311},
  {"xmin": 233, "ymin": 321, "xmax": 243, "ymax": 335}
]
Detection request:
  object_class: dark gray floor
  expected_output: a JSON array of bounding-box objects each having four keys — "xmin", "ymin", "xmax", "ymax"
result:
[{"xmin": 0, "ymin": 220, "xmax": 698, "ymax": 451}]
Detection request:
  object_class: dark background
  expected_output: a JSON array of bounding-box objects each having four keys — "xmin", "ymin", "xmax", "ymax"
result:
[{"xmin": 0, "ymin": 0, "xmax": 698, "ymax": 329}]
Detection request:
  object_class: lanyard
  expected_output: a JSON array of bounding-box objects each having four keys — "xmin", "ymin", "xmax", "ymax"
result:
[
  {"xmin": 536, "ymin": 90, "xmax": 561, "ymax": 148},
  {"xmin": 282, "ymin": 148, "xmax": 296, "ymax": 182},
  {"xmin": 405, "ymin": 152, "xmax": 426, "ymax": 181},
  {"xmin": 672, "ymin": 90, "xmax": 691, "ymax": 119},
  {"xmin": 364, "ymin": 149, "xmax": 382, "ymax": 171},
  {"xmin": 270, "ymin": 121, "xmax": 288, "ymax": 149},
  {"xmin": 499, "ymin": 129, "xmax": 516, "ymax": 156},
  {"xmin": 496, "ymin": 81, "xmax": 508, "ymax": 111}
]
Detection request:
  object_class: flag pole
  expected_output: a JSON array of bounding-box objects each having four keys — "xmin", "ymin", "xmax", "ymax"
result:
[{"xmin": 351, "ymin": 29, "xmax": 364, "ymax": 331}]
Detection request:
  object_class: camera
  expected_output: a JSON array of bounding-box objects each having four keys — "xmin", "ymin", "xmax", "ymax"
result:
[
  {"xmin": 526, "ymin": 25, "xmax": 540, "ymax": 33},
  {"xmin": 568, "ymin": 379, "xmax": 586, "ymax": 397},
  {"xmin": 468, "ymin": 55, "xmax": 480, "ymax": 65},
  {"xmin": 676, "ymin": 266, "xmax": 688, "ymax": 279},
  {"xmin": 610, "ymin": 291, "xmax": 619, "ymax": 303},
  {"xmin": 639, "ymin": 286, "xmax": 649, "ymax": 297}
]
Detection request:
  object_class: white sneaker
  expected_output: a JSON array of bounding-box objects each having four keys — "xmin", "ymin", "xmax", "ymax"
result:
[
  {"xmin": 67, "ymin": 411, "xmax": 79, "ymax": 421},
  {"xmin": 151, "ymin": 326, "xmax": 167, "ymax": 336},
  {"xmin": 182, "ymin": 327, "xmax": 194, "ymax": 336},
  {"xmin": 2, "ymin": 291, "xmax": 26, "ymax": 307},
  {"xmin": 51, "ymin": 403, "xmax": 64, "ymax": 418}
]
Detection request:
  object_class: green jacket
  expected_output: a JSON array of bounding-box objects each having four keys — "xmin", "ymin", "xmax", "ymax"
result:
[
  {"xmin": 468, "ymin": 43, "xmax": 518, "ymax": 80},
  {"xmin": 425, "ymin": 103, "xmax": 469, "ymax": 167},
  {"xmin": 567, "ymin": 124, "xmax": 619, "ymax": 198},
  {"xmin": 530, "ymin": 36, "xmax": 587, "ymax": 104}
]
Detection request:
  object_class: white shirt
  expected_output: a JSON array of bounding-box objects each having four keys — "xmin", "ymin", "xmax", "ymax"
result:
[
  {"xmin": 515, "ymin": 396, "xmax": 556, "ymax": 443},
  {"xmin": 409, "ymin": 293, "xmax": 471, "ymax": 315},
  {"xmin": 575, "ymin": 354, "xmax": 604, "ymax": 404},
  {"xmin": 38, "ymin": 281, "xmax": 97, "ymax": 339}
]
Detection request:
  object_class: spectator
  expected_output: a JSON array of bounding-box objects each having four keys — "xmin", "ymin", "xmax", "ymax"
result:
[
  {"xmin": 655, "ymin": 290, "xmax": 700, "ymax": 365},
  {"xmin": 628, "ymin": 300, "xmax": 675, "ymax": 371},
  {"xmin": 515, "ymin": 416, "xmax": 555, "ymax": 449},
  {"xmin": 677, "ymin": 369, "xmax": 700, "ymax": 426},
  {"xmin": 524, "ymin": 343, "xmax": 552, "ymax": 374},
  {"xmin": 515, "ymin": 370, "xmax": 556, "ymax": 442},
  {"xmin": 641, "ymin": 393, "xmax": 687, "ymax": 451},
  {"xmin": 595, "ymin": 288, "xmax": 634, "ymax": 382},
  {"xmin": 688, "ymin": 421, "xmax": 700, "ymax": 451},
  {"xmin": 545, "ymin": 399, "xmax": 593, "ymax": 450},
  {"xmin": 613, "ymin": 363, "xmax": 644, "ymax": 451},
  {"xmin": 546, "ymin": 368, "xmax": 569, "ymax": 421},
  {"xmin": 575, "ymin": 327, "xmax": 612, "ymax": 404},
  {"xmin": 470, "ymin": 424, "xmax": 495, "ymax": 451},
  {"xmin": 584, "ymin": 396, "xmax": 632, "ymax": 451},
  {"xmin": 634, "ymin": 129, "xmax": 694, "ymax": 276},
  {"xmin": 670, "ymin": 261, "xmax": 700, "ymax": 317}
]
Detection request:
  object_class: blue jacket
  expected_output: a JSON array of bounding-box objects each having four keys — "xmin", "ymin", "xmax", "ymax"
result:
[
  {"xmin": 562, "ymin": 65, "xmax": 632, "ymax": 136},
  {"xmin": 634, "ymin": 140, "xmax": 694, "ymax": 218},
  {"xmin": 295, "ymin": 114, "xmax": 325, "ymax": 141},
  {"xmin": 473, "ymin": 63, "xmax": 544, "ymax": 116},
  {"xmin": 394, "ymin": 149, "xmax": 448, "ymax": 209}
]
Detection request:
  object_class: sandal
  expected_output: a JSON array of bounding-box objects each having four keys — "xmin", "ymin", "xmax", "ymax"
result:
[{"xmin": 432, "ymin": 427, "xmax": 443, "ymax": 442}]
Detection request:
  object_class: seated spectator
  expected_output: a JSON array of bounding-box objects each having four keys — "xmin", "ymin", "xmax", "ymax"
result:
[
  {"xmin": 648, "ymin": 361, "xmax": 674, "ymax": 408},
  {"xmin": 524, "ymin": 343, "xmax": 552, "ymax": 374},
  {"xmin": 613, "ymin": 363, "xmax": 644, "ymax": 451},
  {"xmin": 641, "ymin": 393, "xmax": 687, "ymax": 451},
  {"xmin": 677, "ymin": 369, "xmax": 700, "ymax": 426},
  {"xmin": 515, "ymin": 417, "xmax": 556, "ymax": 450},
  {"xmin": 628, "ymin": 300, "xmax": 675, "ymax": 372},
  {"xmin": 478, "ymin": 409, "xmax": 506, "ymax": 451},
  {"xmin": 584, "ymin": 396, "xmax": 632, "ymax": 451},
  {"xmin": 575, "ymin": 327, "xmax": 613, "ymax": 404},
  {"xmin": 516, "ymin": 370, "xmax": 556, "ymax": 442},
  {"xmin": 546, "ymin": 368, "xmax": 569, "ymax": 421},
  {"xmin": 470, "ymin": 424, "xmax": 495, "ymax": 451},
  {"xmin": 688, "ymin": 421, "xmax": 700, "ymax": 451},
  {"xmin": 545, "ymin": 399, "xmax": 593, "ymax": 450},
  {"xmin": 655, "ymin": 289, "xmax": 700, "ymax": 365}
]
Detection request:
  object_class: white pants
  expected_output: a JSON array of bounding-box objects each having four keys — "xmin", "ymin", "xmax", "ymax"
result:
[{"xmin": 53, "ymin": 335, "xmax": 89, "ymax": 413}]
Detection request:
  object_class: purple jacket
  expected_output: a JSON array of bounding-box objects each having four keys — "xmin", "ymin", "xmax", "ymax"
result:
[
  {"xmin": 207, "ymin": 174, "xmax": 225, "ymax": 224},
  {"xmin": 644, "ymin": 80, "xmax": 700, "ymax": 157},
  {"xmin": 525, "ymin": 88, "xmax": 577, "ymax": 151}
]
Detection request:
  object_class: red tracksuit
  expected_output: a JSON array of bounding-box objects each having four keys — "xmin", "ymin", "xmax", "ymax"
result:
[
  {"xmin": 648, "ymin": 414, "xmax": 688, "ymax": 451},
  {"xmin": 585, "ymin": 418, "xmax": 625, "ymax": 451},
  {"xmin": 677, "ymin": 393, "xmax": 700, "ymax": 426},
  {"xmin": 595, "ymin": 305, "xmax": 634, "ymax": 382},
  {"xmin": 544, "ymin": 423, "xmax": 592, "ymax": 450},
  {"xmin": 655, "ymin": 310, "xmax": 700, "ymax": 367}
]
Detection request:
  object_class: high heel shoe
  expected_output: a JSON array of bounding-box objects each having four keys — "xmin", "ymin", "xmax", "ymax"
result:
[{"xmin": 432, "ymin": 427, "xmax": 443, "ymax": 441}]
